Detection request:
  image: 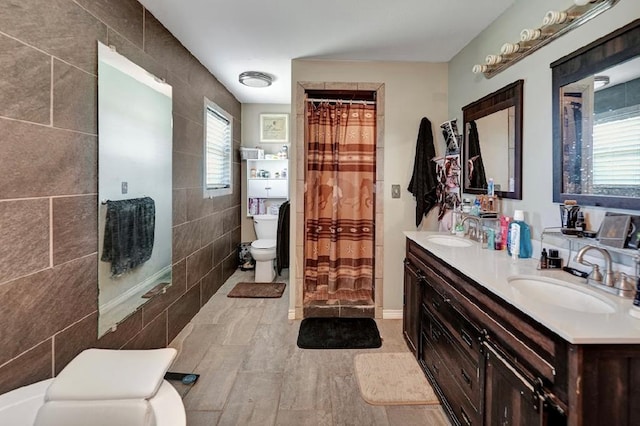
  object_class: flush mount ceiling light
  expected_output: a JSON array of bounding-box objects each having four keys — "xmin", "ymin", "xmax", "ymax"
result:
[
  {"xmin": 594, "ymin": 75, "xmax": 610, "ymax": 89},
  {"xmin": 239, "ymin": 71, "xmax": 272, "ymax": 88}
]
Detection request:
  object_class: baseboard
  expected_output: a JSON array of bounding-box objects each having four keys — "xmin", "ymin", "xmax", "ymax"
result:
[{"xmin": 382, "ymin": 309, "xmax": 403, "ymax": 320}]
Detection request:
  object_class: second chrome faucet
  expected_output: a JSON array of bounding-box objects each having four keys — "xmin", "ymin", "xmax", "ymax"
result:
[{"xmin": 574, "ymin": 245, "xmax": 635, "ymax": 298}]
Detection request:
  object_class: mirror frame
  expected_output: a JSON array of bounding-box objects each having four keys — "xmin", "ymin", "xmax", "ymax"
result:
[
  {"xmin": 552, "ymin": 19, "xmax": 640, "ymax": 210},
  {"xmin": 462, "ymin": 79, "xmax": 524, "ymax": 200}
]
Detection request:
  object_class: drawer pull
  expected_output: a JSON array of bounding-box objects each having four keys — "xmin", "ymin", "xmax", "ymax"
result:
[
  {"xmin": 460, "ymin": 407, "xmax": 472, "ymax": 426},
  {"xmin": 460, "ymin": 328, "xmax": 474, "ymax": 348},
  {"xmin": 432, "ymin": 300, "xmax": 441, "ymax": 310},
  {"xmin": 432, "ymin": 363, "xmax": 439, "ymax": 375},
  {"xmin": 461, "ymin": 368, "xmax": 471, "ymax": 386},
  {"xmin": 431, "ymin": 328, "xmax": 441, "ymax": 342}
]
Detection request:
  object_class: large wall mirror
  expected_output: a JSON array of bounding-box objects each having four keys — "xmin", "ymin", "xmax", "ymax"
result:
[
  {"xmin": 552, "ymin": 19, "xmax": 640, "ymax": 210},
  {"xmin": 97, "ymin": 42, "xmax": 173, "ymax": 337},
  {"xmin": 462, "ymin": 80, "xmax": 524, "ymax": 200}
]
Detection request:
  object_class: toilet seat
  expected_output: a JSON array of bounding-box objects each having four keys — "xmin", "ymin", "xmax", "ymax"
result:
[{"xmin": 251, "ymin": 239, "xmax": 276, "ymax": 250}]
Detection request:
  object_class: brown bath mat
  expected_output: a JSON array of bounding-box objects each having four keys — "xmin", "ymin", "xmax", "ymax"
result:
[
  {"xmin": 354, "ymin": 352, "xmax": 438, "ymax": 405},
  {"xmin": 227, "ymin": 282, "xmax": 286, "ymax": 298}
]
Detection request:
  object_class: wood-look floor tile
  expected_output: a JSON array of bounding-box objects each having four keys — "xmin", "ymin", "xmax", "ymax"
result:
[
  {"xmin": 186, "ymin": 410, "xmax": 222, "ymax": 426},
  {"xmin": 241, "ymin": 322, "xmax": 296, "ymax": 373},
  {"xmin": 216, "ymin": 371, "xmax": 283, "ymax": 426},
  {"xmin": 329, "ymin": 372, "xmax": 390, "ymax": 426},
  {"xmin": 172, "ymin": 269, "xmax": 451, "ymax": 426},
  {"xmin": 182, "ymin": 344, "xmax": 246, "ymax": 411},
  {"xmin": 275, "ymin": 409, "xmax": 333, "ymax": 426},
  {"xmin": 278, "ymin": 349, "xmax": 332, "ymax": 412},
  {"xmin": 385, "ymin": 405, "xmax": 450, "ymax": 426},
  {"xmin": 169, "ymin": 323, "xmax": 222, "ymax": 373}
]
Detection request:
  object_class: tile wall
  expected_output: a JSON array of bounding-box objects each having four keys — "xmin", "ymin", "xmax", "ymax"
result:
[{"xmin": 0, "ymin": 0, "xmax": 241, "ymax": 394}]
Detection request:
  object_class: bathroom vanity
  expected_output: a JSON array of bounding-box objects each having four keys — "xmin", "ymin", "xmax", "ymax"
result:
[{"xmin": 403, "ymin": 232, "xmax": 640, "ymax": 426}]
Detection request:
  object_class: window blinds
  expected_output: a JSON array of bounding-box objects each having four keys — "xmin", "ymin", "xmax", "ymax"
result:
[
  {"xmin": 205, "ymin": 106, "xmax": 232, "ymax": 190},
  {"xmin": 593, "ymin": 109, "xmax": 640, "ymax": 187}
]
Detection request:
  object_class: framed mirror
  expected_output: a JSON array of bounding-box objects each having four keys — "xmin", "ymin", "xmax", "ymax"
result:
[
  {"xmin": 552, "ymin": 19, "xmax": 640, "ymax": 210},
  {"xmin": 462, "ymin": 80, "xmax": 524, "ymax": 200},
  {"xmin": 97, "ymin": 42, "xmax": 173, "ymax": 337}
]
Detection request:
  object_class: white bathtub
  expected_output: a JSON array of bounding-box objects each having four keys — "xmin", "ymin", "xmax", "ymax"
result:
[{"xmin": 0, "ymin": 379, "xmax": 185, "ymax": 426}]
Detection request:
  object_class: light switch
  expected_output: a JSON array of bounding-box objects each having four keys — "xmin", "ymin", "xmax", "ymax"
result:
[{"xmin": 391, "ymin": 184, "xmax": 401, "ymax": 199}]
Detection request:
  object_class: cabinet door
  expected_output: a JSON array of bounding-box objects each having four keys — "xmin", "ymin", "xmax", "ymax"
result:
[
  {"xmin": 403, "ymin": 260, "xmax": 421, "ymax": 356},
  {"xmin": 267, "ymin": 179, "xmax": 288, "ymax": 198},
  {"xmin": 484, "ymin": 344, "xmax": 546, "ymax": 426},
  {"xmin": 248, "ymin": 179, "xmax": 269, "ymax": 198}
]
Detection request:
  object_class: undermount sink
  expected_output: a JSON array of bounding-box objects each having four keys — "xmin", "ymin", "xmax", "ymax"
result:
[
  {"xmin": 425, "ymin": 235, "xmax": 474, "ymax": 248},
  {"xmin": 508, "ymin": 276, "xmax": 616, "ymax": 314}
]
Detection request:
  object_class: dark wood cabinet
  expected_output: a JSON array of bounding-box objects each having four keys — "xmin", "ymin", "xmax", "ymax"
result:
[
  {"xmin": 484, "ymin": 342, "xmax": 546, "ymax": 426},
  {"xmin": 403, "ymin": 259, "xmax": 421, "ymax": 356},
  {"xmin": 404, "ymin": 237, "xmax": 640, "ymax": 426}
]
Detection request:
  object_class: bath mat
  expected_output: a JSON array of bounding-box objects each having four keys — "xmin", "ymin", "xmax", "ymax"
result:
[
  {"xmin": 227, "ymin": 282, "xmax": 286, "ymax": 298},
  {"xmin": 354, "ymin": 352, "xmax": 438, "ymax": 405},
  {"xmin": 296, "ymin": 317, "xmax": 382, "ymax": 349}
]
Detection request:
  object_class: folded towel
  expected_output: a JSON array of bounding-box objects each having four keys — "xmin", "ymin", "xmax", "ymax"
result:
[{"xmin": 101, "ymin": 197, "xmax": 156, "ymax": 276}]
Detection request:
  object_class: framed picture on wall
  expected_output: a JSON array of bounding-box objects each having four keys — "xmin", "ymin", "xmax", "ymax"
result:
[{"xmin": 260, "ymin": 113, "xmax": 289, "ymax": 142}]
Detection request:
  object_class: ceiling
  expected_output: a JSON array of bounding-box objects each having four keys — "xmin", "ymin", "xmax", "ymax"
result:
[{"xmin": 139, "ymin": 0, "xmax": 515, "ymax": 105}]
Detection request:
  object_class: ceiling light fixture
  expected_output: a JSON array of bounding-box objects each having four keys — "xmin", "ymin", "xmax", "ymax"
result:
[
  {"xmin": 239, "ymin": 71, "xmax": 272, "ymax": 88},
  {"xmin": 594, "ymin": 75, "xmax": 610, "ymax": 89}
]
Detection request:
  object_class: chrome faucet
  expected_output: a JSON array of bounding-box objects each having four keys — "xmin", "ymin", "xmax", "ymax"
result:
[
  {"xmin": 575, "ymin": 245, "xmax": 615, "ymax": 287},
  {"xmin": 461, "ymin": 216, "xmax": 483, "ymax": 242}
]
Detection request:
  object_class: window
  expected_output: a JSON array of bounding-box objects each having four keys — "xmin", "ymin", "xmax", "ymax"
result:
[
  {"xmin": 592, "ymin": 106, "xmax": 640, "ymax": 191},
  {"xmin": 203, "ymin": 99, "xmax": 233, "ymax": 197}
]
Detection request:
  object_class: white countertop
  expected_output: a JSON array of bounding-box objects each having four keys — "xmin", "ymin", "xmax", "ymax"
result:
[{"xmin": 404, "ymin": 231, "xmax": 640, "ymax": 344}]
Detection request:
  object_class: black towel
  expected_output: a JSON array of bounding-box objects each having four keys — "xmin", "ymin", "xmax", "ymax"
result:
[
  {"xmin": 467, "ymin": 121, "xmax": 487, "ymax": 189},
  {"xmin": 276, "ymin": 200, "xmax": 290, "ymax": 275},
  {"xmin": 408, "ymin": 117, "xmax": 438, "ymax": 227},
  {"xmin": 101, "ymin": 197, "xmax": 155, "ymax": 277}
]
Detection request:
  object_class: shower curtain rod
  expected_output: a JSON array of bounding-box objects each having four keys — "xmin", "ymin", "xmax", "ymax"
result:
[{"xmin": 306, "ymin": 98, "xmax": 376, "ymax": 105}]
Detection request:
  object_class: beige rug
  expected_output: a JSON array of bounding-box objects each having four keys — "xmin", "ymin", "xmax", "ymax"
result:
[{"xmin": 354, "ymin": 352, "xmax": 439, "ymax": 406}]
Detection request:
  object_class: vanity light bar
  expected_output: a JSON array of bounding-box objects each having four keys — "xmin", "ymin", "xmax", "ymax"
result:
[{"xmin": 472, "ymin": 0, "xmax": 620, "ymax": 78}]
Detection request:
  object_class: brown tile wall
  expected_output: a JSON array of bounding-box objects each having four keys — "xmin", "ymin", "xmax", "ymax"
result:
[{"xmin": 0, "ymin": 0, "xmax": 241, "ymax": 394}]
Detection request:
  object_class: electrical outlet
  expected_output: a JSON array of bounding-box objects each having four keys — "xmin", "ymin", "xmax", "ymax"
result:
[
  {"xmin": 391, "ymin": 184, "xmax": 401, "ymax": 199},
  {"xmin": 121, "ymin": 181, "xmax": 128, "ymax": 194}
]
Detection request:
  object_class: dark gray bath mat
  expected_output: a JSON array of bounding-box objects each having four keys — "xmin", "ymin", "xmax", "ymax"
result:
[{"xmin": 297, "ymin": 317, "xmax": 382, "ymax": 349}]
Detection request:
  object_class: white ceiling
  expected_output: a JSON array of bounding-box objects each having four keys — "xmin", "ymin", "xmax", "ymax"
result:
[{"xmin": 139, "ymin": 0, "xmax": 515, "ymax": 105}]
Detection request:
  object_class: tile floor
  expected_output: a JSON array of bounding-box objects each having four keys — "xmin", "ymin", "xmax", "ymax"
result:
[{"xmin": 168, "ymin": 269, "xmax": 450, "ymax": 426}]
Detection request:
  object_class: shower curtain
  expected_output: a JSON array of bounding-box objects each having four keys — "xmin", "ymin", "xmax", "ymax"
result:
[{"xmin": 304, "ymin": 101, "xmax": 375, "ymax": 296}]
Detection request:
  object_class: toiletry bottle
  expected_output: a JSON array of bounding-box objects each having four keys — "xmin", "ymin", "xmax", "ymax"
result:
[
  {"xmin": 540, "ymin": 248, "xmax": 548, "ymax": 269},
  {"xmin": 499, "ymin": 216, "xmax": 510, "ymax": 250},
  {"xmin": 488, "ymin": 178, "xmax": 494, "ymax": 197},
  {"xmin": 508, "ymin": 210, "xmax": 532, "ymax": 259},
  {"xmin": 509, "ymin": 223, "xmax": 520, "ymax": 260},
  {"xmin": 471, "ymin": 199, "xmax": 481, "ymax": 216},
  {"xmin": 487, "ymin": 228, "xmax": 495, "ymax": 251}
]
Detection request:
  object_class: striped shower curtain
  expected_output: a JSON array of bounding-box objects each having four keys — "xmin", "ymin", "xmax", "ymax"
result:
[{"xmin": 304, "ymin": 101, "xmax": 376, "ymax": 295}]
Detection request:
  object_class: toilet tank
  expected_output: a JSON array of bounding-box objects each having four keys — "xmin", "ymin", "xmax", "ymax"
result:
[{"xmin": 253, "ymin": 214, "xmax": 278, "ymax": 240}]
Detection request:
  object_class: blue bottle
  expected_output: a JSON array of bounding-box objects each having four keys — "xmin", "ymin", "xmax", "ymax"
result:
[{"xmin": 507, "ymin": 210, "xmax": 532, "ymax": 259}]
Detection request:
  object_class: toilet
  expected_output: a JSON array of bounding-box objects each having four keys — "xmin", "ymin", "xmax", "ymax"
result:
[{"xmin": 250, "ymin": 214, "xmax": 278, "ymax": 282}]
